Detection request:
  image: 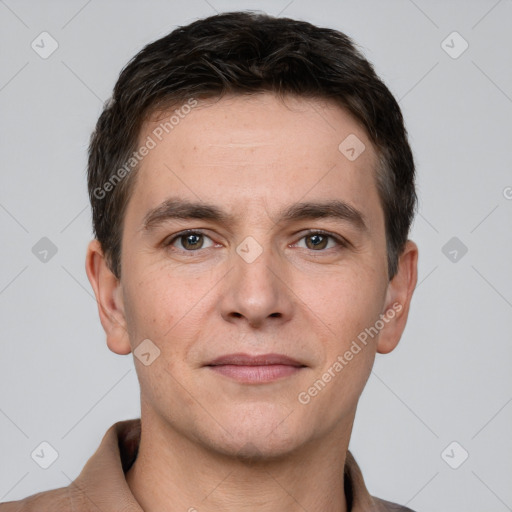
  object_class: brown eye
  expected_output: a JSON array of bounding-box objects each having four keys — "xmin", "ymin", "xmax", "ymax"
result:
[
  {"xmin": 180, "ymin": 233, "xmax": 204, "ymax": 250},
  {"xmin": 166, "ymin": 231, "xmax": 214, "ymax": 251},
  {"xmin": 305, "ymin": 233, "xmax": 329, "ymax": 250},
  {"xmin": 293, "ymin": 231, "xmax": 345, "ymax": 251}
]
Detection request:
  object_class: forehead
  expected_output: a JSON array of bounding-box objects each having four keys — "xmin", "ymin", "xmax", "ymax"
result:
[
  {"xmin": 145, "ymin": 93, "xmax": 370, "ymax": 155},
  {"xmin": 126, "ymin": 93, "xmax": 382, "ymax": 232}
]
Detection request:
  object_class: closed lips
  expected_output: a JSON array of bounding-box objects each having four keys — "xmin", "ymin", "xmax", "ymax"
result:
[{"xmin": 206, "ymin": 353, "xmax": 306, "ymax": 367}]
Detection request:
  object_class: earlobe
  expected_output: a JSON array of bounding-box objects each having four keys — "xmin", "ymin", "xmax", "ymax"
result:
[
  {"xmin": 85, "ymin": 239, "xmax": 132, "ymax": 355},
  {"xmin": 376, "ymin": 240, "xmax": 418, "ymax": 354}
]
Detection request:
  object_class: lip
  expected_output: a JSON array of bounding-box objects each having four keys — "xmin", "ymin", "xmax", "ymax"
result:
[
  {"xmin": 206, "ymin": 352, "xmax": 305, "ymax": 367},
  {"xmin": 206, "ymin": 353, "xmax": 306, "ymax": 384}
]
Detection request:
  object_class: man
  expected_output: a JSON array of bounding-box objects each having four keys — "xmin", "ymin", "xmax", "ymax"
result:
[{"xmin": 1, "ymin": 11, "xmax": 418, "ymax": 512}]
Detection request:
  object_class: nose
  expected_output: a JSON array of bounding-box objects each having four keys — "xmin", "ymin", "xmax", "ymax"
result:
[{"xmin": 218, "ymin": 242, "xmax": 295, "ymax": 329}]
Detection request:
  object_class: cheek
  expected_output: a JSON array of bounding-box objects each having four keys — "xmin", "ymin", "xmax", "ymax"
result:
[
  {"xmin": 300, "ymin": 283, "xmax": 378, "ymax": 419},
  {"xmin": 308, "ymin": 267, "xmax": 384, "ymax": 340},
  {"xmin": 122, "ymin": 264, "xmax": 217, "ymax": 367},
  {"xmin": 322, "ymin": 268, "xmax": 383, "ymax": 384},
  {"xmin": 122, "ymin": 267, "xmax": 179, "ymax": 344}
]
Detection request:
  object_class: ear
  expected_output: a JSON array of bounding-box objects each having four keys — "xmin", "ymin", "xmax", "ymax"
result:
[
  {"xmin": 377, "ymin": 240, "xmax": 418, "ymax": 354},
  {"xmin": 85, "ymin": 239, "xmax": 132, "ymax": 355}
]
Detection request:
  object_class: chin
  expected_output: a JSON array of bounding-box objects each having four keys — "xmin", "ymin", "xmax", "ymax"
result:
[
  {"xmin": 207, "ymin": 432, "xmax": 305, "ymax": 463},
  {"xmin": 199, "ymin": 407, "xmax": 311, "ymax": 461}
]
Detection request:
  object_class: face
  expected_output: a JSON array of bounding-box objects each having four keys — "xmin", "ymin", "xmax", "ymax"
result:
[{"xmin": 87, "ymin": 93, "xmax": 417, "ymax": 459}]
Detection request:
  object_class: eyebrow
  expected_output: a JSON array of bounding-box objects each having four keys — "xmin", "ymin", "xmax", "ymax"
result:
[{"xmin": 141, "ymin": 197, "xmax": 368, "ymax": 233}]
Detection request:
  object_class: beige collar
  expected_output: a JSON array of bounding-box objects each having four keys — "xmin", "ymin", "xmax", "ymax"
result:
[{"xmin": 1, "ymin": 419, "xmax": 409, "ymax": 511}]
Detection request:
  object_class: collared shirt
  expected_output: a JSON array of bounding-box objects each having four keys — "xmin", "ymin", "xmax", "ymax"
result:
[{"xmin": 0, "ymin": 419, "xmax": 415, "ymax": 511}]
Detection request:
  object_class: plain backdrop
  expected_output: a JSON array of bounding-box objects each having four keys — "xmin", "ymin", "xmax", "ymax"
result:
[{"xmin": 1, "ymin": 1, "xmax": 511, "ymax": 511}]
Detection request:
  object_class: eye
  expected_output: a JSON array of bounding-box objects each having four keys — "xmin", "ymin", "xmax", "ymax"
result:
[
  {"xmin": 165, "ymin": 230, "xmax": 215, "ymax": 251},
  {"xmin": 293, "ymin": 231, "xmax": 346, "ymax": 251}
]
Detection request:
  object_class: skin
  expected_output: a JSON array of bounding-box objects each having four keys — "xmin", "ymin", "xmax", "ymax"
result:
[{"xmin": 86, "ymin": 92, "xmax": 418, "ymax": 512}]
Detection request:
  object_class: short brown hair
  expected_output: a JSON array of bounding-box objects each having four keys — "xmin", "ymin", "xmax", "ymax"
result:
[{"xmin": 88, "ymin": 11, "xmax": 417, "ymax": 280}]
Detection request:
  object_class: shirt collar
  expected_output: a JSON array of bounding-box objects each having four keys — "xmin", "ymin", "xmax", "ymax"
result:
[{"xmin": 69, "ymin": 418, "xmax": 383, "ymax": 512}]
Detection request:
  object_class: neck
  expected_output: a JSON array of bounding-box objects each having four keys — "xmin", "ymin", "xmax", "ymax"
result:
[{"xmin": 126, "ymin": 406, "xmax": 351, "ymax": 512}]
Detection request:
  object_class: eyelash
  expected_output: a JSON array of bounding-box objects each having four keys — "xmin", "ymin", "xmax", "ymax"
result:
[{"xmin": 163, "ymin": 229, "xmax": 348, "ymax": 253}]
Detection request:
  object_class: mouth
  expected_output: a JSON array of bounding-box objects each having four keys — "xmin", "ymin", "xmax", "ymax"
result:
[{"xmin": 205, "ymin": 353, "xmax": 307, "ymax": 384}]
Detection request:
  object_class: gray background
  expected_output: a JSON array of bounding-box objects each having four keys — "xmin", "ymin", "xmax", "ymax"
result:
[{"xmin": 1, "ymin": 0, "xmax": 511, "ymax": 510}]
